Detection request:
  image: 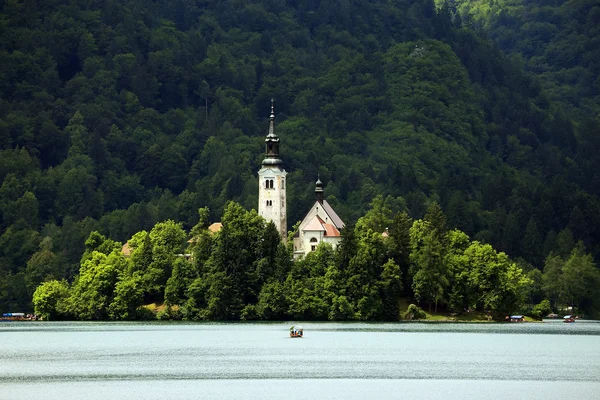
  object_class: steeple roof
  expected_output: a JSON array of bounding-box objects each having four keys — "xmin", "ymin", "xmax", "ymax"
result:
[
  {"xmin": 262, "ymin": 98, "xmax": 283, "ymax": 167},
  {"xmin": 266, "ymin": 98, "xmax": 277, "ymax": 140}
]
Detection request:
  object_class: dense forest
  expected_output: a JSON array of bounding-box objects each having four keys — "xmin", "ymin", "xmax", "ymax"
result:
[
  {"xmin": 1, "ymin": 0, "xmax": 599, "ymax": 316},
  {"xmin": 456, "ymin": 0, "xmax": 599, "ymax": 120}
]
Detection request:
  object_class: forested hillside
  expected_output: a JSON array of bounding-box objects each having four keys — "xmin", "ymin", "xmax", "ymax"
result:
[
  {"xmin": 455, "ymin": 0, "xmax": 600, "ymax": 199},
  {"xmin": 455, "ymin": 0, "xmax": 599, "ymax": 120},
  {"xmin": 1, "ymin": 0, "xmax": 599, "ymax": 312}
]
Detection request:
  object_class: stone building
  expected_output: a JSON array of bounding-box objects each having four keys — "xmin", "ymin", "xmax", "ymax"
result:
[{"xmin": 257, "ymin": 100, "xmax": 287, "ymax": 239}]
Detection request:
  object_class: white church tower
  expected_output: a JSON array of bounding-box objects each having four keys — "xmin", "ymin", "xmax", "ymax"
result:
[{"xmin": 258, "ymin": 100, "xmax": 287, "ymax": 239}]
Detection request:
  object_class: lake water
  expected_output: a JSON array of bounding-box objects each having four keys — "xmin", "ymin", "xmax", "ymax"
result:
[{"xmin": 1, "ymin": 320, "xmax": 599, "ymax": 399}]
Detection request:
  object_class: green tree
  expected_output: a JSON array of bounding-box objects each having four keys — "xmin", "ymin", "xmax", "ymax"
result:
[
  {"xmin": 65, "ymin": 111, "xmax": 88, "ymax": 157},
  {"xmin": 561, "ymin": 244, "xmax": 600, "ymax": 315},
  {"xmin": 542, "ymin": 253, "xmax": 564, "ymax": 311},
  {"xmin": 25, "ymin": 238, "xmax": 62, "ymax": 295},
  {"xmin": 410, "ymin": 224, "xmax": 447, "ymax": 313},
  {"xmin": 108, "ymin": 275, "xmax": 144, "ymax": 320},
  {"xmin": 387, "ymin": 211, "xmax": 413, "ymax": 296},
  {"xmin": 462, "ymin": 241, "xmax": 530, "ymax": 317},
  {"xmin": 378, "ymin": 258, "xmax": 403, "ymax": 320},
  {"xmin": 164, "ymin": 257, "xmax": 197, "ymax": 306},
  {"xmin": 256, "ymin": 280, "xmax": 288, "ymax": 320},
  {"xmin": 445, "ymin": 229, "xmax": 472, "ymax": 312},
  {"xmin": 210, "ymin": 202, "xmax": 265, "ymax": 314},
  {"xmin": 65, "ymin": 250, "xmax": 127, "ymax": 320},
  {"xmin": 32, "ymin": 280, "xmax": 69, "ymax": 320}
]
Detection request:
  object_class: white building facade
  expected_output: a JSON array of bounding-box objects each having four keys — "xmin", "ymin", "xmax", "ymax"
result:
[
  {"xmin": 293, "ymin": 179, "xmax": 345, "ymax": 260},
  {"xmin": 258, "ymin": 101, "xmax": 287, "ymax": 240}
]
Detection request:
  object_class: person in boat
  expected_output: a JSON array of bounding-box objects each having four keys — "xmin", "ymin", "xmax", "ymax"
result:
[
  {"xmin": 289, "ymin": 325, "xmax": 303, "ymax": 337},
  {"xmin": 563, "ymin": 315, "xmax": 575, "ymax": 323}
]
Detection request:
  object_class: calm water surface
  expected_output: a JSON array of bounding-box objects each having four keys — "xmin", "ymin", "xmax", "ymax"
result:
[{"xmin": 1, "ymin": 320, "xmax": 599, "ymax": 399}]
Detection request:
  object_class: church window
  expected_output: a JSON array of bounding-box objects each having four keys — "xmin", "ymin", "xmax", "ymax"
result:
[{"xmin": 310, "ymin": 237, "xmax": 318, "ymax": 252}]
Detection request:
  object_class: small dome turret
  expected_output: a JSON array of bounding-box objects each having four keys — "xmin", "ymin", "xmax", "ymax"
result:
[{"xmin": 315, "ymin": 176, "xmax": 324, "ymax": 203}]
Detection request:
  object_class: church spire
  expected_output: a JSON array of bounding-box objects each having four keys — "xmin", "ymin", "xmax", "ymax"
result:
[
  {"xmin": 262, "ymin": 98, "xmax": 282, "ymax": 166},
  {"xmin": 315, "ymin": 175, "xmax": 324, "ymax": 203},
  {"xmin": 267, "ymin": 98, "xmax": 276, "ymax": 138}
]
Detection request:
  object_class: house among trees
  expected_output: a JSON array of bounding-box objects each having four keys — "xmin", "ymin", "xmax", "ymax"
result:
[{"xmin": 292, "ymin": 178, "xmax": 345, "ymax": 260}]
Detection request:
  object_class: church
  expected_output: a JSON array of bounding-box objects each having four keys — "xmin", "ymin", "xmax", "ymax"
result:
[{"xmin": 257, "ymin": 101, "xmax": 345, "ymax": 260}]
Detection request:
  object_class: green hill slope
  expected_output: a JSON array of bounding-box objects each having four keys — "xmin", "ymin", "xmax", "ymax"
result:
[
  {"xmin": 455, "ymin": 0, "xmax": 599, "ymax": 119},
  {"xmin": 0, "ymin": 0, "xmax": 598, "ymax": 310}
]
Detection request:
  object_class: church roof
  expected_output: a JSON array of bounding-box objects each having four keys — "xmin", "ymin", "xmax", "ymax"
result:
[
  {"xmin": 304, "ymin": 215, "xmax": 326, "ymax": 231},
  {"xmin": 322, "ymin": 200, "xmax": 345, "ymax": 229},
  {"xmin": 323, "ymin": 223, "xmax": 341, "ymax": 237},
  {"xmin": 302, "ymin": 216, "xmax": 342, "ymax": 237}
]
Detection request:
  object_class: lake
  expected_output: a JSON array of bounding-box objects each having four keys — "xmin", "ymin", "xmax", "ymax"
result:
[{"xmin": 1, "ymin": 320, "xmax": 599, "ymax": 399}]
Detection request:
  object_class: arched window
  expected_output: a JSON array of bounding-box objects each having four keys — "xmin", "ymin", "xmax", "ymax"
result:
[
  {"xmin": 270, "ymin": 179, "xmax": 274, "ymax": 188},
  {"xmin": 310, "ymin": 237, "xmax": 318, "ymax": 252}
]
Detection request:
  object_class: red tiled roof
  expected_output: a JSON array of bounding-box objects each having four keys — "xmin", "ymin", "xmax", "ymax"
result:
[{"xmin": 324, "ymin": 223, "xmax": 340, "ymax": 237}]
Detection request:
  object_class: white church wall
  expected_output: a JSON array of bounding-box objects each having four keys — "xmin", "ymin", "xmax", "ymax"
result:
[{"xmin": 258, "ymin": 166, "xmax": 287, "ymax": 239}]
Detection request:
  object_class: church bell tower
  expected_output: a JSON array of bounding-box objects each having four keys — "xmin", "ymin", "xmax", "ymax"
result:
[{"xmin": 258, "ymin": 100, "xmax": 287, "ymax": 239}]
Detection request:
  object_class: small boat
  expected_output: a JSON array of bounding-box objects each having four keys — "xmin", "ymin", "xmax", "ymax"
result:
[
  {"xmin": 508, "ymin": 315, "xmax": 524, "ymax": 322},
  {"xmin": 563, "ymin": 315, "xmax": 575, "ymax": 323},
  {"xmin": 289, "ymin": 325, "xmax": 303, "ymax": 338},
  {"xmin": 1, "ymin": 312, "xmax": 36, "ymax": 321}
]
